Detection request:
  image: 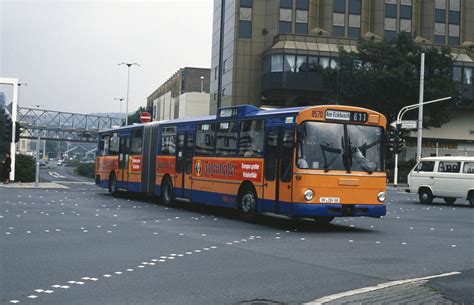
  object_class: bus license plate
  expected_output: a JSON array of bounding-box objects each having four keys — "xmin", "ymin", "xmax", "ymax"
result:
[{"xmin": 320, "ymin": 197, "xmax": 340, "ymax": 203}]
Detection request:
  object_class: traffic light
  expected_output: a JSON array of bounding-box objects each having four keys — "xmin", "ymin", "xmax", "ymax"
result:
[
  {"xmin": 3, "ymin": 119, "xmax": 12, "ymax": 142},
  {"xmin": 387, "ymin": 127, "xmax": 406, "ymax": 154},
  {"xmin": 15, "ymin": 122, "xmax": 22, "ymax": 143}
]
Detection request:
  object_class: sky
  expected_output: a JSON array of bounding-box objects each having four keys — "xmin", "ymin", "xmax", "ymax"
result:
[{"xmin": 0, "ymin": 0, "xmax": 213, "ymax": 114}]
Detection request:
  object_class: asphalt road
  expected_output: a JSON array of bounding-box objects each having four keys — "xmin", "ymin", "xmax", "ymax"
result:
[{"xmin": 1, "ymin": 175, "xmax": 472, "ymax": 305}]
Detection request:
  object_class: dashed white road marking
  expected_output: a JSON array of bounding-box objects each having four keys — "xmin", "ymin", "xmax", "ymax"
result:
[{"xmin": 304, "ymin": 271, "xmax": 461, "ymax": 305}]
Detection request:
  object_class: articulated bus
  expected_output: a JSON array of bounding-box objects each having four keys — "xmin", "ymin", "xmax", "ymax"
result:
[{"xmin": 96, "ymin": 105, "xmax": 387, "ymax": 223}]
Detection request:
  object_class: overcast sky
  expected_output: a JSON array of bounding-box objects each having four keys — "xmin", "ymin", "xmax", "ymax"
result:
[{"xmin": 0, "ymin": 0, "xmax": 213, "ymax": 114}]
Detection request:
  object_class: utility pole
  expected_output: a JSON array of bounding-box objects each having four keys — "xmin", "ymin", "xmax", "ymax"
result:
[
  {"xmin": 114, "ymin": 97, "xmax": 125, "ymax": 126},
  {"xmin": 118, "ymin": 62, "xmax": 140, "ymax": 126},
  {"xmin": 35, "ymin": 135, "xmax": 40, "ymax": 188},
  {"xmin": 416, "ymin": 53, "xmax": 425, "ymax": 162}
]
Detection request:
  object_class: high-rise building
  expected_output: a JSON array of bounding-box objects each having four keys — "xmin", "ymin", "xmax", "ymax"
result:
[
  {"xmin": 147, "ymin": 67, "xmax": 211, "ymax": 121},
  {"xmin": 209, "ymin": 0, "xmax": 473, "ymax": 112},
  {"xmin": 209, "ymin": 0, "xmax": 474, "ymax": 158}
]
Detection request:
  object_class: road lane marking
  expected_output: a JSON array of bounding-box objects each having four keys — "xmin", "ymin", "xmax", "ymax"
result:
[{"xmin": 304, "ymin": 271, "xmax": 461, "ymax": 305}]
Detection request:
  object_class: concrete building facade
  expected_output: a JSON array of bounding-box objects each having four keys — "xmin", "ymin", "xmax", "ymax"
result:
[
  {"xmin": 147, "ymin": 67, "xmax": 211, "ymax": 121},
  {"xmin": 210, "ymin": 0, "xmax": 474, "ymax": 158}
]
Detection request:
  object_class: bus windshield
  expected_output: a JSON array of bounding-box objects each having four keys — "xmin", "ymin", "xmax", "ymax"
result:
[{"xmin": 297, "ymin": 121, "xmax": 383, "ymax": 173}]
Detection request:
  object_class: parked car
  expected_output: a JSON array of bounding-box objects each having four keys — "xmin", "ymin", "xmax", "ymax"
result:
[
  {"xmin": 406, "ymin": 156, "xmax": 474, "ymax": 206},
  {"xmin": 39, "ymin": 160, "xmax": 47, "ymax": 167}
]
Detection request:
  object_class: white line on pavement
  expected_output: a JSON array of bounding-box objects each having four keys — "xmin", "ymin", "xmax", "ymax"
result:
[{"xmin": 304, "ymin": 271, "xmax": 461, "ymax": 305}]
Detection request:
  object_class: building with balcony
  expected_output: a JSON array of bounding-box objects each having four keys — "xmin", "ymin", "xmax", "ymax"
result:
[
  {"xmin": 147, "ymin": 67, "xmax": 211, "ymax": 121},
  {"xmin": 210, "ymin": 0, "xmax": 474, "ymax": 158}
]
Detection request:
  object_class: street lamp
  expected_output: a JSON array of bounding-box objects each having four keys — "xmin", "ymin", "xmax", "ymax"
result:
[
  {"xmin": 114, "ymin": 97, "xmax": 125, "ymax": 126},
  {"xmin": 393, "ymin": 96, "xmax": 451, "ymax": 186},
  {"xmin": 200, "ymin": 76, "xmax": 205, "ymax": 93},
  {"xmin": 17, "ymin": 82, "xmax": 28, "ymax": 107},
  {"xmin": 118, "ymin": 62, "xmax": 140, "ymax": 126}
]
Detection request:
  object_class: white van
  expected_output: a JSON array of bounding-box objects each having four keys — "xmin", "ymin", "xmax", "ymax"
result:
[{"xmin": 407, "ymin": 156, "xmax": 474, "ymax": 206}]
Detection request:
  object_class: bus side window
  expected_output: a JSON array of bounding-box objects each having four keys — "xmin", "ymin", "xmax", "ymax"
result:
[
  {"xmin": 160, "ymin": 126, "xmax": 176, "ymax": 155},
  {"xmin": 238, "ymin": 120, "xmax": 264, "ymax": 158},
  {"xmin": 196, "ymin": 123, "xmax": 215, "ymax": 156},
  {"xmin": 99, "ymin": 135, "xmax": 110, "ymax": 156},
  {"xmin": 130, "ymin": 129, "xmax": 143, "ymax": 155},
  {"xmin": 109, "ymin": 133, "xmax": 120, "ymax": 156},
  {"xmin": 216, "ymin": 121, "xmax": 238, "ymax": 156}
]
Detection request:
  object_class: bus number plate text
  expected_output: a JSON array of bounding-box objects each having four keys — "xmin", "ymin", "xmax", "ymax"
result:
[
  {"xmin": 325, "ymin": 110, "xmax": 367, "ymax": 122},
  {"xmin": 320, "ymin": 197, "xmax": 340, "ymax": 204}
]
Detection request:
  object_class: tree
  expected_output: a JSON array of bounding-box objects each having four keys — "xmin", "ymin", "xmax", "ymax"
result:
[
  {"xmin": 0, "ymin": 108, "xmax": 10, "ymax": 157},
  {"xmin": 127, "ymin": 106, "xmax": 146, "ymax": 125},
  {"xmin": 321, "ymin": 33, "xmax": 457, "ymax": 127}
]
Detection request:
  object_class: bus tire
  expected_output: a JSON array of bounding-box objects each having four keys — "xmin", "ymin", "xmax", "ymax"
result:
[
  {"xmin": 238, "ymin": 184, "xmax": 258, "ymax": 222},
  {"xmin": 313, "ymin": 216, "xmax": 334, "ymax": 225},
  {"xmin": 419, "ymin": 188, "xmax": 433, "ymax": 204},
  {"xmin": 109, "ymin": 172, "xmax": 118, "ymax": 195},
  {"xmin": 161, "ymin": 177, "xmax": 174, "ymax": 206},
  {"xmin": 443, "ymin": 197, "xmax": 456, "ymax": 205}
]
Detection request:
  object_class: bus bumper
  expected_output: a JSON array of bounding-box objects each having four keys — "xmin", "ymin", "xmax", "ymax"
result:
[{"xmin": 291, "ymin": 203, "xmax": 386, "ymax": 218}]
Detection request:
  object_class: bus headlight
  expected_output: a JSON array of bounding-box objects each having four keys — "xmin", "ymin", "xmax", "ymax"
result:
[
  {"xmin": 304, "ymin": 189, "xmax": 314, "ymax": 201},
  {"xmin": 377, "ymin": 192, "xmax": 386, "ymax": 202}
]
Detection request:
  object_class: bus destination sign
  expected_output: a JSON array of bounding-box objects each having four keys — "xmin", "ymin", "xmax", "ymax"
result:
[{"xmin": 325, "ymin": 110, "xmax": 368, "ymax": 123}]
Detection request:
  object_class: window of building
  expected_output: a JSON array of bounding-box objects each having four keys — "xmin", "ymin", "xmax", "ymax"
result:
[
  {"xmin": 435, "ymin": 9, "xmax": 446, "ymax": 23},
  {"xmin": 296, "ymin": 9, "xmax": 308, "ymax": 34},
  {"xmin": 238, "ymin": 120, "xmax": 264, "ymax": 157},
  {"xmin": 109, "ymin": 133, "xmax": 120, "ymax": 156},
  {"xmin": 271, "ymin": 54, "xmax": 284, "ymax": 72},
  {"xmin": 348, "ymin": 0, "xmax": 361, "ymax": 14},
  {"xmin": 400, "ymin": 19, "xmax": 412, "ymax": 32},
  {"xmin": 330, "ymin": 58, "xmax": 338, "ymax": 69},
  {"xmin": 280, "ymin": 21, "xmax": 292, "ymax": 33},
  {"xmin": 239, "ymin": 20, "xmax": 252, "ymax": 38},
  {"xmin": 464, "ymin": 67, "xmax": 473, "ymax": 85},
  {"xmin": 400, "ymin": 5, "xmax": 412, "ymax": 19},
  {"xmin": 385, "ymin": 4, "xmax": 397, "ymax": 18},
  {"xmin": 449, "ymin": 10, "xmax": 460, "ymax": 24},
  {"xmin": 296, "ymin": 0, "xmax": 308, "ymax": 10},
  {"xmin": 280, "ymin": 8, "xmax": 292, "ymax": 21},
  {"xmin": 438, "ymin": 161, "xmax": 461, "ymax": 173},
  {"xmin": 319, "ymin": 57, "xmax": 330, "ymax": 68},
  {"xmin": 385, "ymin": 0, "xmax": 396, "ymax": 3},
  {"xmin": 296, "ymin": 23, "xmax": 308, "ymax": 34},
  {"xmin": 401, "ymin": 0, "xmax": 412, "ymax": 4},
  {"xmin": 348, "ymin": 14, "xmax": 360, "ymax": 38},
  {"xmin": 434, "ymin": 22, "xmax": 446, "ymax": 35},
  {"xmin": 160, "ymin": 126, "xmax": 176, "ymax": 155},
  {"xmin": 240, "ymin": 7, "xmax": 252, "ymax": 20},
  {"xmin": 435, "ymin": 35, "xmax": 446, "ymax": 44},
  {"xmin": 280, "ymin": 0, "xmax": 293, "ymax": 9},
  {"xmin": 196, "ymin": 123, "xmax": 215, "ymax": 156},
  {"xmin": 296, "ymin": 55, "xmax": 307, "ymax": 72},
  {"xmin": 333, "ymin": 0, "xmax": 345, "ymax": 13},
  {"xmin": 284, "ymin": 54, "xmax": 296, "ymax": 72},
  {"xmin": 449, "ymin": 0, "xmax": 460, "ymax": 11},
  {"xmin": 216, "ymin": 121, "xmax": 238, "ymax": 156},
  {"xmin": 463, "ymin": 162, "xmax": 474, "ymax": 174},
  {"xmin": 385, "ymin": 17, "xmax": 396, "ymax": 31},
  {"xmin": 348, "ymin": 27, "xmax": 360, "ymax": 38},
  {"xmin": 308, "ymin": 56, "xmax": 318, "ymax": 72},
  {"xmin": 452, "ymin": 66, "xmax": 462, "ymax": 82},
  {"xmin": 448, "ymin": 24, "xmax": 459, "ymax": 37},
  {"xmin": 435, "ymin": 0, "xmax": 446, "ymax": 9},
  {"xmin": 130, "ymin": 129, "xmax": 143, "ymax": 155},
  {"xmin": 241, "ymin": 0, "xmax": 253, "ymax": 7},
  {"xmin": 384, "ymin": 30, "xmax": 396, "ymax": 40},
  {"xmin": 448, "ymin": 36, "xmax": 459, "ymax": 46},
  {"xmin": 333, "ymin": 12, "xmax": 345, "ymax": 26}
]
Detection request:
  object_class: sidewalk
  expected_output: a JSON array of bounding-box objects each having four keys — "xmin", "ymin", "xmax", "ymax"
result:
[{"xmin": 0, "ymin": 182, "xmax": 68, "ymax": 189}]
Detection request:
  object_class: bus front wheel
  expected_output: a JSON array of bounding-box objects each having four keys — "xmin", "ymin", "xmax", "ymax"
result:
[
  {"xmin": 238, "ymin": 185, "xmax": 258, "ymax": 222},
  {"xmin": 161, "ymin": 177, "xmax": 174, "ymax": 206}
]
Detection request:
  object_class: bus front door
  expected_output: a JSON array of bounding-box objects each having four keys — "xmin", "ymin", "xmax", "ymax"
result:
[
  {"xmin": 175, "ymin": 132, "xmax": 194, "ymax": 199},
  {"xmin": 263, "ymin": 127, "xmax": 294, "ymax": 215},
  {"xmin": 118, "ymin": 136, "xmax": 130, "ymax": 190}
]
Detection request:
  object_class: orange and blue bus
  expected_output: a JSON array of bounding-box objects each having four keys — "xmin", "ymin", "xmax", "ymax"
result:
[{"xmin": 96, "ymin": 104, "xmax": 387, "ymax": 223}]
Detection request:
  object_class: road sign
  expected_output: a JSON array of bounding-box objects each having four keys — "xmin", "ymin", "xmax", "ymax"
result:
[
  {"xmin": 140, "ymin": 112, "xmax": 152, "ymax": 123},
  {"xmin": 390, "ymin": 120, "xmax": 417, "ymax": 130}
]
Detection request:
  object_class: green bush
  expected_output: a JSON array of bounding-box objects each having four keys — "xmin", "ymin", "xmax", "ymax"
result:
[
  {"xmin": 15, "ymin": 154, "xmax": 36, "ymax": 182},
  {"xmin": 75, "ymin": 163, "xmax": 95, "ymax": 179},
  {"xmin": 65, "ymin": 159, "xmax": 81, "ymax": 167},
  {"xmin": 386, "ymin": 158, "xmax": 417, "ymax": 184}
]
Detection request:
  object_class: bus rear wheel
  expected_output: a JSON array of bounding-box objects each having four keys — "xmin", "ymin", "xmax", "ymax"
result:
[
  {"xmin": 313, "ymin": 216, "xmax": 334, "ymax": 225},
  {"xmin": 109, "ymin": 173, "xmax": 117, "ymax": 195},
  {"xmin": 238, "ymin": 185, "xmax": 258, "ymax": 222},
  {"xmin": 161, "ymin": 177, "xmax": 174, "ymax": 206}
]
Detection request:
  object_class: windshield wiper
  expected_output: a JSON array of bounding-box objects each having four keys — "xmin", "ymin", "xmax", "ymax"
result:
[
  {"xmin": 320, "ymin": 144, "xmax": 342, "ymax": 172},
  {"xmin": 351, "ymin": 143, "xmax": 374, "ymax": 174}
]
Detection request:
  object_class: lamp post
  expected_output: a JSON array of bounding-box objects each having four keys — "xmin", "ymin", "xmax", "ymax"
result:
[
  {"xmin": 118, "ymin": 62, "xmax": 140, "ymax": 126},
  {"xmin": 114, "ymin": 97, "xmax": 125, "ymax": 126},
  {"xmin": 200, "ymin": 76, "xmax": 204, "ymax": 93},
  {"xmin": 393, "ymin": 96, "xmax": 451, "ymax": 186},
  {"xmin": 17, "ymin": 82, "xmax": 28, "ymax": 107}
]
